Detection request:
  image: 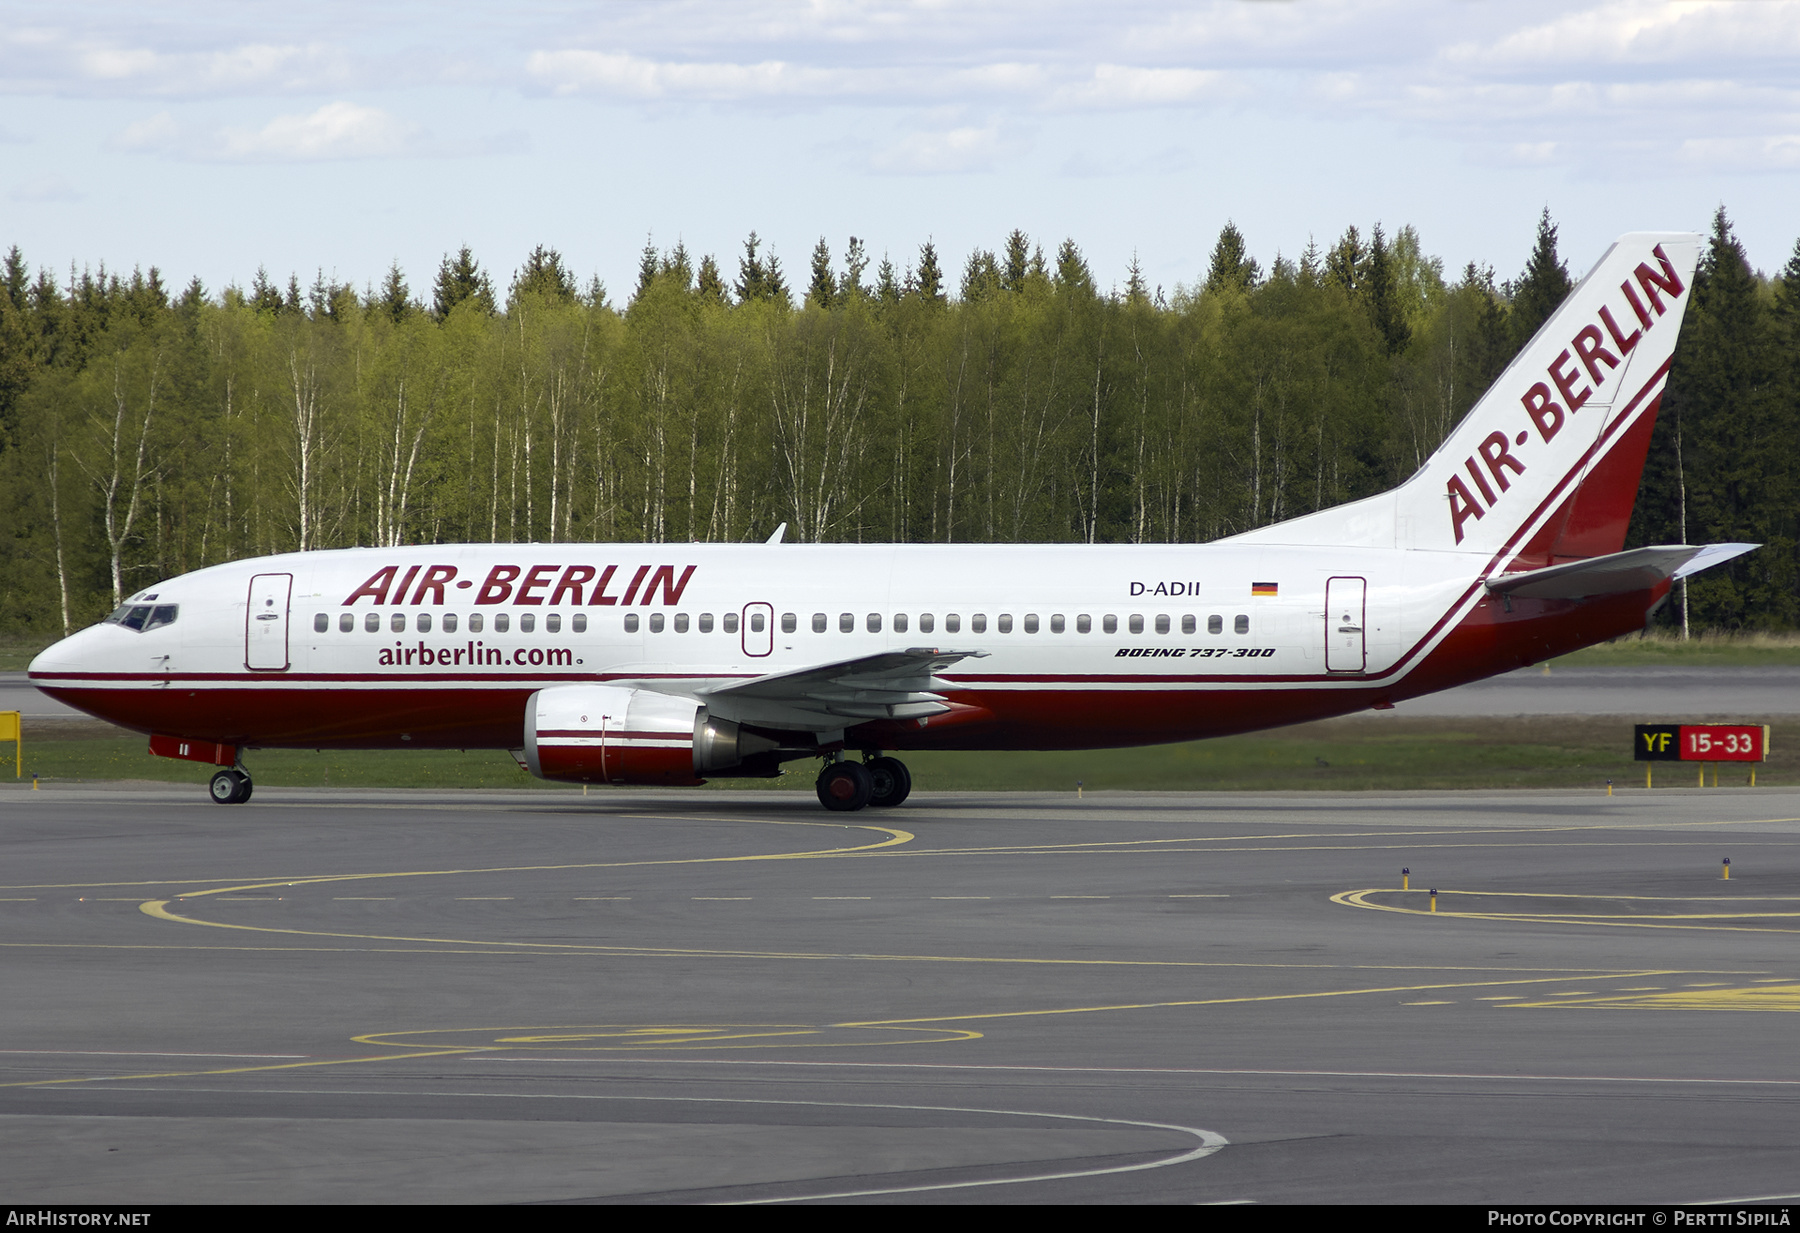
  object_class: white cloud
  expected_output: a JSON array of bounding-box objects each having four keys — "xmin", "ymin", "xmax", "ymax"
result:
[
  {"xmin": 112, "ymin": 111, "xmax": 181, "ymax": 152},
  {"xmin": 8, "ymin": 174, "xmax": 81, "ymax": 202},
  {"xmin": 871, "ymin": 124, "xmax": 1011, "ymax": 175},
  {"xmin": 526, "ymin": 49, "xmax": 837, "ymax": 100},
  {"xmin": 1055, "ymin": 64, "xmax": 1230, "ymax": 109},
  {"xmin": 3, "ymin": 32, "xmax": 353, "ymax": 98},
  {"xmin": 214, "ymin": 102, "xmax": 420, "ymax": 162}
]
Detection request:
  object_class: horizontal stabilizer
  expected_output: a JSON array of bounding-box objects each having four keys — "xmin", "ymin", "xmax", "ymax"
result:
[{"xmin": 1485, "ymin": 543, "xmax": 1757, "ymax": 600}]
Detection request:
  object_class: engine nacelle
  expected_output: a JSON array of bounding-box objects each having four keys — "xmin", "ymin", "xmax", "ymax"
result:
[{"xmin": 524, "ymin": 685, "xmax": 782, "ymax": 785}]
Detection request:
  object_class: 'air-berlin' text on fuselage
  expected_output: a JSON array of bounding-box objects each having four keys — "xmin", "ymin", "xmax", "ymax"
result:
[
  {"xmin": 1446, "ymin": 244, "xmax": 1687, "ymax": 545},
  {"xmin": 342, "ymin": 564, "xmax": 698, "ymax": 607}
]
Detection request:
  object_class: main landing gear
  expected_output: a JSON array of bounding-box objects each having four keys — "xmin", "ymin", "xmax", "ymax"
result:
[
  {"xmin": 208, "ymin": 767, "xmax": 253, "ymax": 805},
  {"xmin": 815, "ymin": 755, "xmax": 912, "ymax": 812}
]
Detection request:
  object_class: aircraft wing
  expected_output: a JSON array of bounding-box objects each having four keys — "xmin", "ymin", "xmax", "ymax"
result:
[
  {"xmin": 1485, "ymin": 543, "xmax": 1758, "ymax": 601},
  {"xmin": 698, "ymin": 647, "xmax": 988, "ymax": 729}
]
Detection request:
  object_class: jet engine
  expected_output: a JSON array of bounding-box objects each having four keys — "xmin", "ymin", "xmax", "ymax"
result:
[{"xmin": 523, "ymin": 684, "xmax": 783, "ymax": 785}]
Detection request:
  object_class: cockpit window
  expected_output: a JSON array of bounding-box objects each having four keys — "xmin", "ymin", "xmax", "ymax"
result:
[{"xmin": 105, "ymin": 603, "xmax": 177, "ymax": 632}]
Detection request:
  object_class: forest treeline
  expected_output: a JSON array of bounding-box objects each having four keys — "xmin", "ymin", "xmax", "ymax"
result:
[{"xmin": 1, "ymin": 210, "xmax": 1796, "ymax": 640}]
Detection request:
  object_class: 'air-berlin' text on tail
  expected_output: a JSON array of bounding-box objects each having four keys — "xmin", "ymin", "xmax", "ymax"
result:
[{"xmin": 1233, "ymin": 232, "xmax": 1701, "ymax": 568}]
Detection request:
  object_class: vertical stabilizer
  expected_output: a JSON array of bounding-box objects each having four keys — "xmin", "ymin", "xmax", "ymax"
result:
[{"xmin": 1234, "ymin": 232, "xmax": 1701, "ymax": 562}]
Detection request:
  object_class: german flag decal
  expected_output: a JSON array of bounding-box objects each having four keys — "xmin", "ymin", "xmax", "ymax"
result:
[{"xmin": 1251, "ymin": 582, "xmax": 1278, "ymax": 596}]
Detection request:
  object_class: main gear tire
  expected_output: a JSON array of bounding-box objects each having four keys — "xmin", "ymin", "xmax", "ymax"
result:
[
  {"xmin": 816, "ymin": 761, "xmax": 874, "ymax": 812},
  {"xmin": 866, "ymin": 757, "xmax": 912, "ymax": 808}
]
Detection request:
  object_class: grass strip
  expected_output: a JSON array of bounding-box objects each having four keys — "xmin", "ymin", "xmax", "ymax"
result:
[{"xmin": 6, "ymin": 716, "xmax": 1791, "ymax": 794}]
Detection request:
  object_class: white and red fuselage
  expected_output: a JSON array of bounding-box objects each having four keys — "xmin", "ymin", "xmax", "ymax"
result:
[{"xmin": 29, "ymin": 233, "xmax": 1746, "ymax": 803}]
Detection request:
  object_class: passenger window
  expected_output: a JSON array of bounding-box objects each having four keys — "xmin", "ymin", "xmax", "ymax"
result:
[
  {"xmin": 547, "ymin": 613, "xmax": 562, "ymax": 633},
  {"xmin": 340, "ymin": 612, "xmax": 354, "ymax": 633},
  {"xmin": 672, "ymin": 613, "xmax": 687, "ymax": 633},
  {"xmin": 1235, "ymin": 614, "xmax": 1250, "ymax": 634},
  {"xmin": 812, "ymin": 613, "xmax": 827, "ymax": 633},
  {"xmin": 1155, "ymin": 614, "xmax": 1169, "ymax": 634},
  {"xmin": 971, "ymin": 614, "xmax": 987, "ymax": 634},
  {"xmin": 997, "ymin": 614, "xmax": 1012, "ymax": 633},
  {"xmin": 572, "ymin": 614, "xmax": 587, "ymax": 633},
  {"xmin": 699, "ymin": 613, "xmax": 714, "ymax": 633},
  {"xmin": 1181, "ymin": 614, "xmax": 1196, "ymax": 634},
  {"xmin": 781, "ymin": 612, "xmax": 796, "ymax": 633},
  {"xmin": 469, "ymin": 612, "xmax": 484, "ymax": 633},
  {"xmin": 624, "ymin": 613, "xmax": 639, "ymax": 633},
  {"xmin": 1077, "ymin": 614, "xmax": 1091, "ymax": 633},
  {"xmin": 417, "ymin": 612, "xmax": 432, "ymax": 633},
  {"xmin": 494, "ymin": 613, "xmax": 510, "ymax": 633},
  {"xmin": 444, "ymin": 612, "xmax": 459, "ymax": 633},
  {"xmin": 520, "ymin": 613, "xmax": 535, "ymax": 633},
  {"xmin": 894, "ymin": 613, "xmax": 908, "ymax": 634},
  {"xmin": 919, "ymin": 613, "xmax": 934, "ymax": 634},
  {"xmin": 750, "ymin": 612, "xmax": 765, "ymax": 633},
  {"xmin": 365, "ymin": 612, "xmax": 381, "ymax": 633},
  {"xmin": 1050, "ymin": 614, "xmax": 1064, "ymax": 633},
  {"xmin": 1103, "ymin": 615, "xmax": 1117, "ymax": 634},
  {"xmin": 867, "ymin": 613, "xmax": 882, "ymax": 633},
  {"xmin": 1208, "ymin": 614, "xmax": 1222, "ymax": 634},
  {"xmin": 314, "ymin": 613, "xmax": 328, "ymax": 633},
  {"xmin": 1024, "ymin": 614, "xmax": 1039, "ymax": 634},
  {"xmin": 1129, "ymin": 615, "xmax": 1144, "ymax": 634},
  {"xmin": 649, "ymin": 613, "xmax": 664, "ymax": 633},
  {"xmin": 724, "ymin": 612, "xmax": 739, "ymax": 634},
  {"xmin": 839, "ymin": 612, "xmax": 854, "ymax": 633},
  {"xmin": 390, "ymin": 613, "xmax": 406, "ymax": 633},
  {"xmin": 945, "ymin": 614, "xmax": 960, "ymax": 633}
]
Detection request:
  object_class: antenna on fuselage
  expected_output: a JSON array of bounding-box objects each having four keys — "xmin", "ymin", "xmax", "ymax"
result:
[{"xmin": 766, "ymin": 522, "xmax": 788, "ymax": 545}]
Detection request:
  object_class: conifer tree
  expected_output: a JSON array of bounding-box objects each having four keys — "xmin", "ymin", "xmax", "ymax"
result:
[
  {"xmin": 432, "ymin": 246, "xmax": 495, "ymax": 319},
  {"xmin": 875, "ymin": 255, "xmax": 900, "ymax": 305},
  {"xmin": 1204, "ymin": 222, "xmax": 1260, "ymax": 294},
  {"xmin": 1509, "ymin": 208, "xmax": 1572, "ymax": 352},
  {"xmin": 1002, "ymin": 230, "xmax": 1030, "ymax": 294},
  {"xmin": 735, "ymin": 232, "xmax": 790, "ymax": 306},
  {"xmin": 696, "ymin": 254, "xmax": 728, "ymax": 305},
  {"xmin": 375, "ymin": 262, "xmax": 412, "ymax": 323},
  {"xmin": 960, "ymin": 249, "xmax": 1000, "ymax": 303},
  {"xmin": 1365, "ymin": 224, "xmax": 1410, "ymax": 355},
  {"xmin": 1054, "ymin": 239, "xmax": 1093, "ymax": 297},
  {"xmin": 843, "ymin": 237, "xmax": 869, "ymax": 302},
  {"xmin": 1124, "ymin": 253, "xmax": 1149, "ymax": 305},
  {"xmin": 663, "ymin": 242, "xmax": 693, "ymax": 292},
  {"xmin": 807, "ymin": 237, "xmax": 836, "ymax": 309},
  {"xmin": 1326, "ymin": 226, "xmax": 1364, "ymax": 296},
  {"xmin": 250, "ymin": 267, "xmax": 282, "ymax": 315},
  {"xmin": 633, "ymin": 237, "xmax": 660, "ymax": 304},
  {"xmin": 510, "ymin": 246, "xmax": 578, "ymax": 307},
  {"xmin": 915, "ymin": 240, "xmax": 944, "ymax": 304}
]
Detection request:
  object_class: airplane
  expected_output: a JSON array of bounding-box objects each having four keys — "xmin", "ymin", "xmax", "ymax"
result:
[{"xmin": 28, "ymin": 232, "xmax": 1754, "ymax": 811}]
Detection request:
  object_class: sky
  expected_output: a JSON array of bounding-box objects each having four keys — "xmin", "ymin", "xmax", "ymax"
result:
[{"xmin": 3, "ymin": 0, "xmax": 1798, "ymax": 304}]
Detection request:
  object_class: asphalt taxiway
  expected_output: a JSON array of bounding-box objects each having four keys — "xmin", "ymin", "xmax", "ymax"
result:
[{"xmin": 3, "ymin": 784, "xmax": 1799, "ymax": 1204}]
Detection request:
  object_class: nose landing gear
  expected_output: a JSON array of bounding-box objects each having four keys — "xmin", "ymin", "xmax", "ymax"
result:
[{"xmin": 208, "ymin": 767, "xmax": 253, "ymax": 804}]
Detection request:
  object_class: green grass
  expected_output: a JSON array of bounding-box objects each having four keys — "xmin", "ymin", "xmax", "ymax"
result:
[
  {"xmin": 0, "ymin": 637, "xmax": 53, "ymax": 672},
  {"xmin": 1552, "ymin": 630, "xmax": 1800, "ymax": 666},
  {"xmin": 8, "ymin": 716, "xmax": 1791, "ymax": 793}
]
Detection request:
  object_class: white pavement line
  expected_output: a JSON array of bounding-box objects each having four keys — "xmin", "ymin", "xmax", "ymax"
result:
[{"xmin": 95, "ymin": 1084, "xmax": 1228, "ymax": 1201}]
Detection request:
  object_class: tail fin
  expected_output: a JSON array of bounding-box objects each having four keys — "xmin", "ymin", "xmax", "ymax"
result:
[{"xmin": 1235, "ymin": 232, "xmax": 1702, "ymax": 563}]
